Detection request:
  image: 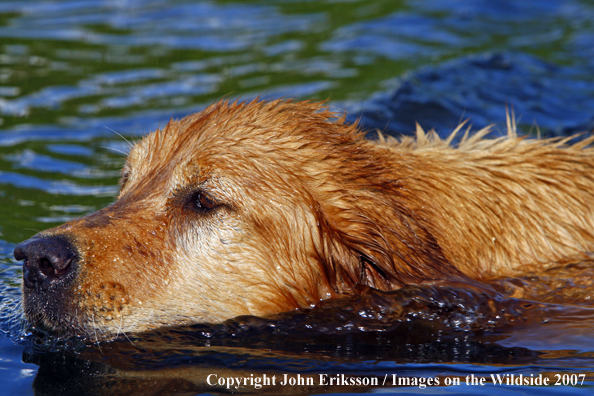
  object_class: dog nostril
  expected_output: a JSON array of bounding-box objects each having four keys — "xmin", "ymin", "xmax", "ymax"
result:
[
  {"xmin": 39, "ymin": 257, "xmax": 69, "ymax": 277},
  {"xmin": 14, "ymin": 236, "xmax": 78, "ymax": 289}
]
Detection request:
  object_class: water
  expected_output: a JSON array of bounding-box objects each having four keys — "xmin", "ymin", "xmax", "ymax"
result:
[{"xmin": 1, "ymin": 0, "xmax": 594, "ymax": 394}]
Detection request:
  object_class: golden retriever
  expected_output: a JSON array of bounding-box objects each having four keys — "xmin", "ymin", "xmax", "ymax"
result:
[{"xmin": 14, "ymin": 99, "xmax": 594, "ymax": 338}]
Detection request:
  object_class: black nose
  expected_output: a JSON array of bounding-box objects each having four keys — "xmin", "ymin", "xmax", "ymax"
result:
[{"xmin": 14, "ymin": 236, "xmax": 78, "ymax": 291}]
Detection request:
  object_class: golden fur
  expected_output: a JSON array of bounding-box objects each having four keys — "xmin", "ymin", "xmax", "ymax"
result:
[{"xmin": 17, "ymin": 99, "xmax": 594, "ymax": 337}]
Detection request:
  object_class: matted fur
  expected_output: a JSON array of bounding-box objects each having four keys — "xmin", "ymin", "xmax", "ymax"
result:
[{"xmin": 16, "ymin": 99, "xmax": 594, "ymax": 337}]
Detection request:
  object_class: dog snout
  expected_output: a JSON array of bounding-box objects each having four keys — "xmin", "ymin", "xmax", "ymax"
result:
[{"xmin": 14, "ymin": 236, "xmax": 78, "ymax": 291}]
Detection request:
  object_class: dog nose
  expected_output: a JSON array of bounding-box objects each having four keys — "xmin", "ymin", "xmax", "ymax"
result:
[{"xmin": 14, "ymin": 236, "xmax": 78, "ymax": 290}]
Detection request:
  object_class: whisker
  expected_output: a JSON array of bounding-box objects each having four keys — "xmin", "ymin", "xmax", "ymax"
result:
[
  {"xmin": 101, "ymin": 146, "xmax": 129, "ymax": 156},
  {"xmin": 91, "ymin": 314, "xmax": 103, "ymax": 353},
  {"xmin": 118, "ymin": 313, "xmax": 137, "ymax": 347},
  {"xmin": 104, "ymin": 126, "xmax": 134, "ymax": 149}
]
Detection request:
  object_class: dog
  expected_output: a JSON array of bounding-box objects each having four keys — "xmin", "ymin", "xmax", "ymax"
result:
[{"xmin": 14, "ymin": 99, "xmax": 594, "ymax": 338}]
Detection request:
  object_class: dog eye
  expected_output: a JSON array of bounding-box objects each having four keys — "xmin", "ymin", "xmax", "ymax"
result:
[{"xmin": 190, "ymin": 191, "xmax": 218, "ymax": 212}]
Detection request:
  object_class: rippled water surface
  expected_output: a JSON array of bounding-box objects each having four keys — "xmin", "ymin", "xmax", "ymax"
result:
[{"xmin": 1, "ymin": 0, "xmax": 594, "ymax": 395}]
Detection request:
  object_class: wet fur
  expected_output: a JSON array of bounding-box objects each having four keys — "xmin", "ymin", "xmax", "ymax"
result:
[{"xmin": 21, "ymin": 99, "xmax": 594, "ymax": 337}]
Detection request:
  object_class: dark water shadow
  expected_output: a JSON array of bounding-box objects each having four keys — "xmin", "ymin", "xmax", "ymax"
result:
[{"xmin": 21, "ymin": 261, "xmax": 594, "ymax": 395}]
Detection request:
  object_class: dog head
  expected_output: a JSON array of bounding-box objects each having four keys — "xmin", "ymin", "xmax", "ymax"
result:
[{"xmin": 15, "ymin": 99, "xmax": 455, "ymax": 337}]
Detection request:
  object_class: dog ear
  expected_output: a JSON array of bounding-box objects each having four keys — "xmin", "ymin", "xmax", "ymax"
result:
[{"xmin": 312, "ymin": 192, "xmax": 466, "ymax": 293}]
